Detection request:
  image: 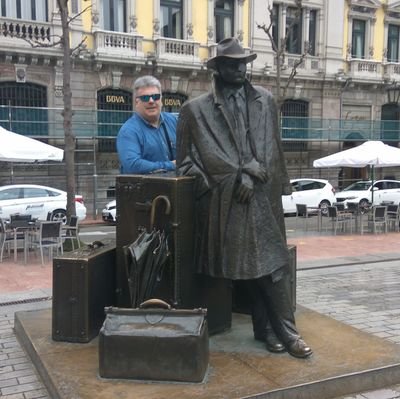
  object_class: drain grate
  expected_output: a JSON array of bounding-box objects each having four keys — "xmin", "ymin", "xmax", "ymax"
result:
[{"xmin": 0, "ymin": 296, "xmax": 52, "ymax": 307}]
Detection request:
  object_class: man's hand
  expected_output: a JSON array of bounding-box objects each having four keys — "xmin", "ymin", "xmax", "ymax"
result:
[
  {"xmin": 235, "ymin": 173, "xmax": 254, "ymax": 203},
  {"xmin": 243, "ymin": 159, "xmax": 268, "ymax": 183}
]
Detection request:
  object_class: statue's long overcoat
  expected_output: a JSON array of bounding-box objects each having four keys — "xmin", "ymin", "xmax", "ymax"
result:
[{"xmin": 176, "ymin": 78, "xmax": 292, "ymax": 280}]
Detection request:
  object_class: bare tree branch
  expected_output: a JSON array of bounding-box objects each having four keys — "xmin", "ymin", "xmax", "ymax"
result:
[
  {"xmin": 256, "ymin": 0, "xmax": 307, "ymax": 109},
  {"xmin": 70, "ymin": 36, "xmax": 88, "ymax": 57},
  {"xmin": 68, "ymin": 5, "xmax": 92, "ymax": 25}
]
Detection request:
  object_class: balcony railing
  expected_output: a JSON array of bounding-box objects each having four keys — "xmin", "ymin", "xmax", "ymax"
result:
[
  {"xmin": 0, "ymin": 106, "xmax": 399, "ymax": 143},
  {"xmin": 348, "ymin": 59, "xmax": 382, "ymax": 80},
  {"xmin": 93, "ymin": 30, "xmax": 144, "ymax": 58},
  {"xmin": 0, "ymin": 17, "xmax": 53, "ymax": 45},
  {"xmin": 155, "ymin": 38, "xmax": 200, "ymax": 64}
]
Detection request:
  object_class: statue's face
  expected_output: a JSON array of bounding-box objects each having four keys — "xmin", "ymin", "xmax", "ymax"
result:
[{"xmin": 217, "ymin": 58, "xmax": 247, "ymax": 87}]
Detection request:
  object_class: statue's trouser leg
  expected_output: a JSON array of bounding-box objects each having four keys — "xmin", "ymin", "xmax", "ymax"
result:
[
  {"xmin": 248, "ymin": 270, "xmax": 300, "ymax": 346},
  {"xmin": 242, "ymin": 281, "xmax": 270, "ymax": 338}
]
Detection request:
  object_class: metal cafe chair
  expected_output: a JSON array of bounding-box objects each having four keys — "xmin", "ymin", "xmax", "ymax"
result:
[
  {"xmin": 295, "ymin": 203, "xmax": 319, "ymax": 231},
  {"xmin": 62, "ymin": 215, "xmax": 81, "ymax": 251},
  {"xmin": 9, "ymin": 214, "xmax": 33, "ymax": 263},
  {"xmin": 386, "ymin": 204, "xmax": 400, "ymax": 232},
  {"xmin": 0, "ymin": 218, "xmax": 15, "ymax": 262},
  {"xmin": 31, "ymin": 221, "xmax": 63, "ymax": 265},
  {"xmin": 368, "ymin": 206, "xmax": 388, "ymax": 234},
  {"xmin": 327, "ymin": 206, "xmax": 354, "ymax": 235}
]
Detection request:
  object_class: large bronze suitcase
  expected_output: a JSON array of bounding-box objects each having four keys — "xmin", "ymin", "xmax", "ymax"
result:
[
  {"xmin": 115, "ymin": 174, "xmax": 232, "ymax": 334},
  {"xmin": 98, "ymin": 301, "xmax": 209, "ymax": 382},
  {"xmin": 52, "ymin": 241, "xmax": 116, "ymax": 343}
]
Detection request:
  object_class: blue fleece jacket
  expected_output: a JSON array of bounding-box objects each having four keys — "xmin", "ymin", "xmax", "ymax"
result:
[{"xmin": 117, "ymin": 112, "xmax": 177, "ymax": 174}]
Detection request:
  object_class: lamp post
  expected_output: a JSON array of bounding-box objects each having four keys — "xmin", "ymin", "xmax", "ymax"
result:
[{"xmin": 386, "ymin": 82, "xmax": 400, "ymax": 104}]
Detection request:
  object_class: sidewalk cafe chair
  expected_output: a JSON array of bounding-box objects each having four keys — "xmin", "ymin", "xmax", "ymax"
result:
[
  {"xmin": 368, "ymin": 206, "xmax": 388, "ymax": 234},
  {"xmin": 386, "ymin": 204, "xmax": 400, "ymax": 232},
  {"xmin": 62, "ymin": 215, "xmax": 80, "ymax": 251},
  {"xmin": 31, "ymin": 221, "xmax": 63, "ymax": 265},
  {"xmin": 327, "ymin": 206, "xmax": 354, "ymax": 235},
  {"xmin": 0, "ymin": 218, "xmax": 14, "ymax": 262},
  {"xmin": 9, "ymin": 214, "xmax": 33, "ymax": 262},
  {"xmin": 295, "ymin": 204, "xmax": 319, "ymax": 231}
]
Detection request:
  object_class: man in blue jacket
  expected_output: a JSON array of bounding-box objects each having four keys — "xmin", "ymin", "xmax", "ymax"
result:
[{"xmin": 117, "ymin": 75, "xmax": 177, "ymax": 174}]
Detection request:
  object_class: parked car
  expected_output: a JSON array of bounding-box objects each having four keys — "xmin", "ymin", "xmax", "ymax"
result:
[
  {"xmin": 0, "ymin": 184, "xmax": 86, "ymax": 223},
  {"xmin": 335, "ymin": 179, "xmax": 400, "ymax": 208},
  {"xmin": 102, "ymin": 199, "xmax": 116, "ymax": 223},
  {"xmin": 282, "ymin": 178, "xmax": 336, "ymax": 216}
]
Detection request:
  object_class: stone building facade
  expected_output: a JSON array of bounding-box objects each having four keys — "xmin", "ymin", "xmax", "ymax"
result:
[{"xmin": 0, "ymin": 0, "xmax": 399, "ymax": 216}]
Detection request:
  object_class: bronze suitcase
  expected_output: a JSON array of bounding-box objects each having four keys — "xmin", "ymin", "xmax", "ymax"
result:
[
  {"xmin": 98, "ymin": 301, "xmax": 209, "ymax": 382},
  {"xmin": 52, "ymin": 241, "xmax": 116, "ymax": 343},
  {"xmin": 115, "ymin": 174, "xmax": 232, "ymax": 334}
]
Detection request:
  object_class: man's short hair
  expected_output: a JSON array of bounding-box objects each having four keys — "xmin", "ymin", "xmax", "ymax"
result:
[{"xmin": 133, "ymin": 75, "xmax": 162, "ymax": 97}]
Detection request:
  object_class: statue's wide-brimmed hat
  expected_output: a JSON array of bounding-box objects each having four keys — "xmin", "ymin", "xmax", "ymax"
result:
[{"xmin": 207, "ymin": 37, "xmax": 257, "ymax": 70}]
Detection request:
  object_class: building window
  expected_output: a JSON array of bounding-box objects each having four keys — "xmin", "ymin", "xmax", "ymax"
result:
[
  {"xmin": 103, "ymin": 0, "xmax": 126, "ymax": 32},
  {"xmin": 1, "ymin": 0, "xmax": 48, "ymax": 21},
  {"xmin": 381, "ymin": 103, "xmax": 400, "ymax": 144},
  {"xmin": 215, "ymin": 0, "xmax": 234, "ymax": 43},
  {"xmin": 97, "ymin": 89, "xmax": 132, "ymax": 152},
  {"xmin": 281, "ymin": 99, "xmax": 308, "ymax": 152},
  {"xmin": 0, "ymin": 82, "xmax": 48, "ymax": 136},
  {"xmin": 160, "ymin": 0, "xmax": 182, "ymax": 39},
  {"xmin": 309, "ymin": 9, "xmax": 317, "ymax": 55},
  {"xmin": 271, "ymin": 4, "xmax": 279, "ymax": 47},
  {"xmin": 286, "ymin": 7, "xmax": 302, "ymax": 54},
  {"xmin": 352, "ymin": 19, "xmax": 366, "ymax": 59},
  {"xmin": 387, "ymin": 24, "xmax": 400, "ymax": 63},
  {"xmin": 71, "ymin": 0, "xmax": 79, "ymax": 14}
]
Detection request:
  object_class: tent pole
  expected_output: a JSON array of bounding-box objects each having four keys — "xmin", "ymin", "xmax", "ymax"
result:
[
  {"xmin": 10, "ymin": 162, "xmax": 13, "ymax": 184},
  {"xmin": 371, "ymin": 165, "xmax": 375, "ymax": 205}
]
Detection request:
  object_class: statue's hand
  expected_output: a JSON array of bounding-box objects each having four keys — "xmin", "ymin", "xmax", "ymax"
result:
[
  {"xmin": 243, "ymin": 159, "xmax": 268, "ymax": 183},
  {"xmin": 235, "ymin": 173, "xmax": 254, "ymax": 203}
]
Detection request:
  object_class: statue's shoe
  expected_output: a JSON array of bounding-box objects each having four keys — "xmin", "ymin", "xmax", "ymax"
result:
[{"xmin": 286, "ymin": 338, "xmax": 313, "ymax": 358}]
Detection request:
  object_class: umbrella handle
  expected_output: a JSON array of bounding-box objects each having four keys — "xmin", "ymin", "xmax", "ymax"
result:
[
  {"xmin": 150, "ymin": 195, "xmax": 171, "ymax": 229},
  {"xmin": 139, "ymin": 298, "xmax": 171, "ymax": 310}
]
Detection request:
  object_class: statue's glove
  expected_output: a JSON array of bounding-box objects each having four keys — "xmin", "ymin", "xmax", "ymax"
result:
[
  {"xmin": 243, "ymin": 159, "xmax": 268, "ymax": 183},
  {"xmin": 235, "ymin": 173, "xmax": 254, "ymax": 204}
]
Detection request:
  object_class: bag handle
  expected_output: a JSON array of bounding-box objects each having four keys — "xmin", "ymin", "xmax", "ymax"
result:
[{"xmin": 139, "ymin": 298, "xmax": 171, "ymax": 310}]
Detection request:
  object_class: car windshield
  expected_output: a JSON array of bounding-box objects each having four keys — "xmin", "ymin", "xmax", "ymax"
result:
[{"xmin": 343, "ymin": 181, "xmax": 372, "ymax": 191}]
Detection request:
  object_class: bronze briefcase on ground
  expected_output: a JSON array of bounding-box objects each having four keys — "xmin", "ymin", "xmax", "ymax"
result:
[
  {"xmin": 52, "ymin": 241, "xmax": 116, "ymax": 343},
  {"xmin": 98, "ymin": 300, "xmax": 209, "ymax": 383}
]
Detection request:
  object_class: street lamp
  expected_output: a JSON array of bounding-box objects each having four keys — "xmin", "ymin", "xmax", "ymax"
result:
[{"xmin": 386, "ymin": 82, "xmax": 400, "ymax": 104}]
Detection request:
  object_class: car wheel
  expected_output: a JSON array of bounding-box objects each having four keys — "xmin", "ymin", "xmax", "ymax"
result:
[
  {"xmin": 359, "ymin": 199, "xmax": 370, "ymax": 214},
  {"xmin": 319, "ymin": 200, "xmax": 330, "ymax": 216},
  {"xmin": 52, "ymin": 209, "xmax": 67, "ymax": 224}
]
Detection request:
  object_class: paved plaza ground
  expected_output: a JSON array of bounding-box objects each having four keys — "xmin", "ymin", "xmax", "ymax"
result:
[{"xmin": 2, "ymin": 220, "xmax": 400, "ymax": 398}]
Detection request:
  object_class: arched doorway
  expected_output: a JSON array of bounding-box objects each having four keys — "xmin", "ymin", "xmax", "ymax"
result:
[
  {"xmin": 97, "ymin": 88, "xmax": 133, "ymax": 152},
  {"xmin": 381, "ymin": 103, "xmax": 400, "ymax": 145},
  {"xmin": 339, "ymin": 133, "xmax": 366, "ymax": 189},
  {"xmin": 0, "ymin": 82, "xmax": 48, "ymax": 136}
]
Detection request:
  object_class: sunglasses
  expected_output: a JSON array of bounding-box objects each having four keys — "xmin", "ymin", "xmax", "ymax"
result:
[{"xmin": 137, "ymin": 93, "xmax": 161, "ymax": 102}]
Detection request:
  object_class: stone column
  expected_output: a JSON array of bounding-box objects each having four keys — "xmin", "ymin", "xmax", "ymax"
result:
[
  {"xmin": 207, "ymin": 0, "xmax": 214, "ymax": 44},
  {"xmin": 153, "ymin": 0, "xmax": 160, "ymax": 39}
]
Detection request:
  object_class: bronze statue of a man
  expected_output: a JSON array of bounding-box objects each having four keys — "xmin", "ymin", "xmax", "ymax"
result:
[{"xmin": 176, "ymin": 37, "xmax": 312, "ymax": 358}]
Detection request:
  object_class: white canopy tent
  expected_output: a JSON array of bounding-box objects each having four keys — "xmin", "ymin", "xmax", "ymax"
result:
[
  {"xmin": 313, "ymin": 141, "xmax": 400, "ymax": 169},
  {"xmin": 0, "ymin": 126, "xmax": 64, "ymax": 182},
  {"xmin": 313, "ymin": 140, "xmax": 400, "ymax": 203},
  {"xmin": 0, "ymin": 126, "xmax": 64, "ymax": 162}
]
